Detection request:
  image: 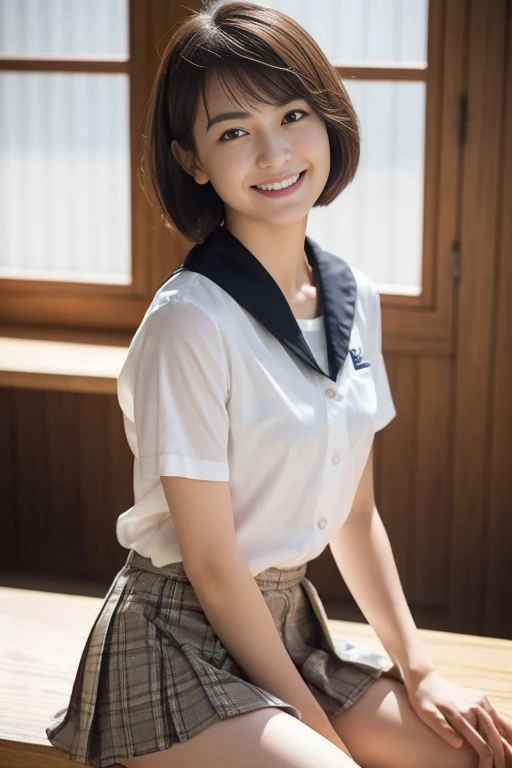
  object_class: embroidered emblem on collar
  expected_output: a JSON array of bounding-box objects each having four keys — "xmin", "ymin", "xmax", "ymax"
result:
[{"xmin": 349, "ymin": 347, "xmax": 371, "ymax": 370}]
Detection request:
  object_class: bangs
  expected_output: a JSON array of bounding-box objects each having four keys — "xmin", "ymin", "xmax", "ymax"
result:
[{"xmin": 200, "ymin": 58, "xmax": 313, "ymax": 126}]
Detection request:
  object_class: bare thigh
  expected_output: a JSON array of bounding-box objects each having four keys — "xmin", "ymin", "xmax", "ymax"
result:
[
  {"xmin": 329, "ymin": 677, "xmax": 478, "ymax": 768},
  {"xmin": 120, "ymin": 707, "xmax": 360, "ymax": 768}
]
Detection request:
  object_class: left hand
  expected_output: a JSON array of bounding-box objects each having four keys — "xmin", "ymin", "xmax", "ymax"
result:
[{"xmin": 404, "ymin": 669, "xmax": 512, "ymax": 767}]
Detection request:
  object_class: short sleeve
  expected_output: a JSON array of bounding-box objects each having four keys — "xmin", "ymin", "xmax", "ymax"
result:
[
  {"xmin": 369, "ymin": 284, "xmax": 397, "ymax": 432},
  {"xmin": 131, "ymin": 300, "xmax": 230, "ymax": 481}
]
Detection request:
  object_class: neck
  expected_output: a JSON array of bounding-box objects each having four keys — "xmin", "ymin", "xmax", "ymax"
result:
[{"xmin": 223, "ymin": 214, "xmax": 314, "ymax": 298}]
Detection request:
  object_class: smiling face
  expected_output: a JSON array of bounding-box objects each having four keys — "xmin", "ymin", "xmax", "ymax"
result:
[{"xmin": 171, "ymin": 72, "xmax": 331, "ymax": 230}]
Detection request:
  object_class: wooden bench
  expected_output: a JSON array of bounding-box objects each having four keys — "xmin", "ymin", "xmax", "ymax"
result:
[{"xmin": 1, "ymin": 586, "xmax": 511, "ymax": 768}]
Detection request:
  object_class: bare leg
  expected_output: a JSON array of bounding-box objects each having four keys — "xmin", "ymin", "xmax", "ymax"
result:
[
  {"xmin": 119, "ymin": 707, "xmax": 361, "ymax": 768},
  {"xmin": 329, "ymin": 677, "xmax": 478, "ymax": 768}
]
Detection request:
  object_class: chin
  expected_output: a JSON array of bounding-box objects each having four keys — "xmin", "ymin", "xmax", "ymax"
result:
[{"xmin": 267, "ymin": 206, "xmax": 313, "ymax": 224}]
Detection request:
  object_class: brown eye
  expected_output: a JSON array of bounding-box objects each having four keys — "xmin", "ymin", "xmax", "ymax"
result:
[
  {"xmin": 283, "ymin": 109, "xmax": 307, "ymax": 123},
  {"xmin": 218, "ymin": 128, "xmax": 246, "ymax": 142}
]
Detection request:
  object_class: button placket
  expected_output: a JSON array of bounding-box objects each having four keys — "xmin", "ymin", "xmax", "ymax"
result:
[{"xmin": 315, "ymin": 382, "xmax": 348, "ymax": 533}]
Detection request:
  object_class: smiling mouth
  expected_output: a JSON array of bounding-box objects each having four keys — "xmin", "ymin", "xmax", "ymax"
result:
[{"xmin": 251, "ymin": 170, "xmax": 306, "ymax": 189}]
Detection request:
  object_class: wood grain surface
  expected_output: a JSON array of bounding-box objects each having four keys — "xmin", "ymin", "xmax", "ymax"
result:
[
  {"xmin": 1, "ymin": 586, "xmax": 511, "ymax": 768},
  {"xmin": 0, "ymin": 336, "xmax": 127, "ymax": 395}
]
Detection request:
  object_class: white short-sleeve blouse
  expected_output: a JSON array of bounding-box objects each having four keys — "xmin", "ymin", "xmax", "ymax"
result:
[{"xmin": 116, "ymin": 225, "xmax": 396, "ymax": 574}]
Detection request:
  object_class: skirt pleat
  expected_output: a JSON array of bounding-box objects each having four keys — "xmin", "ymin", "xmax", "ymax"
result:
[{"xmin": 46, "ymin": 550, "xmax": 402, "ymax": 767}]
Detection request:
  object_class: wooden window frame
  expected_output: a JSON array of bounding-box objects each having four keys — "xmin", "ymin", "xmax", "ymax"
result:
[
  {"xmin": 0, "ymin": 0, "xmax": 466, "ymax": 356},
  {"xmin": 0, "ymin": 1, "xmax": 193, "ymax": 342},
  {"xmin": 331, "ymin": 0, "xmax": 467, "ymax": 357}
]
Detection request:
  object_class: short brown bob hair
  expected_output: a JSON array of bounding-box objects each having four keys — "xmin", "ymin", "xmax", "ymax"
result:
[{"xmin": 142, "ymin": 0, "xmax": 360, "ymax": 243}]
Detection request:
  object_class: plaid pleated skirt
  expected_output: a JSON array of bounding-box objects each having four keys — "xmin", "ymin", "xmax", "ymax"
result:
[{"xmin": 46, "ymin": 549, "xmax": 402, "ymax": 767}]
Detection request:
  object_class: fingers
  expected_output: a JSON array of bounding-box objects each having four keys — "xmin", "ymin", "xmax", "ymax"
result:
[
  {"xmin": 483, "ymin": 699, "xmax": 512, "ymax": 745},
  {"xmin": 479, "ymin": 696, "xmax": 512, "ymax": 767},
  {"xmin": 445, "ymin": 711, "xmax": 496, "ymax": 768},
  {"xmin": 501, "ymin": 737, "xmax": 512, "ymax": 768},
  {"xmin": 425, "ymin": 707, "xmax": 464, "ymax": 748},
  {"xmin": 501, "ymin": 719, "xmax": 512, "ymax": 745},
  {"xmin": 476, "ymin": 708, "xmax": 506, "ymax": 768}
]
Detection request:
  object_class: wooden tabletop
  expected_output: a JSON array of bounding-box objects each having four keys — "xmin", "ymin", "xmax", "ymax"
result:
[{"xmin": 1, "ymin": 586, "xmax": 511, "ymax": 765}]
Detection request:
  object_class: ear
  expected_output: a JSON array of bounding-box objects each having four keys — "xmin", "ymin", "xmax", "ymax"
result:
[{"xmin": 171, "ymin": 140, "xmax": 209, "ymax": 185}]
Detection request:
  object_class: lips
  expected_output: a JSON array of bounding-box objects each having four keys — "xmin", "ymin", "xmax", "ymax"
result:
[
  {"xmin": 251, "ymin": 170, "xmax": 307, "ymax": 198},
  {"xmin": 251, "ymin": 170, "xmax": 306, "ymax": 188}
]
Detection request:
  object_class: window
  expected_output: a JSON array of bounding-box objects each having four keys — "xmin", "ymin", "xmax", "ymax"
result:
[
  {"xmin": 248, "ymin": 0, "xmax": 429, "ymax": 296},
  {"xmin": 0, "ymin": 0, "xmax": 171, "ymax": 335},
  {"xmin": 1, "ymin": 0, "xmax": 132, "ymax": 283},
  {"xmin": 246, "ymin": 0, "xmax": 466, "ymax": 356},
  {"xmin": 1, "ymin": 70, "xmax": 131, "ymax": 283},
  {"xmin": 0, "ymin": 0, "xmax": 465, "ymax": 354}
]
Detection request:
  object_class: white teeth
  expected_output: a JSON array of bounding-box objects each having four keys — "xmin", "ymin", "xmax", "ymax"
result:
[{"xmin": 256, "ymin": 172, "xmax": 301, "ymax": 191}]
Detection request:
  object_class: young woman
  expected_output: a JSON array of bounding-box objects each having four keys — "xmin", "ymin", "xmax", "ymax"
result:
[{"xmin": 46, "ymin": 2, "xmax": 512, "ymax": 767}]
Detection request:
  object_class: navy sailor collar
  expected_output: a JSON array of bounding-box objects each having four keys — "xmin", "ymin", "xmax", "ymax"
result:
[{"xmin": 173, "ymin": 225, "xmax": 357, "ymax": 383}]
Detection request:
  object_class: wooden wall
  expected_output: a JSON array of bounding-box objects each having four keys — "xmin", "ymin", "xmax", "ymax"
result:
[{"xmin": 0, "ymin": 388, "xmax": 131, "ymax": 584}]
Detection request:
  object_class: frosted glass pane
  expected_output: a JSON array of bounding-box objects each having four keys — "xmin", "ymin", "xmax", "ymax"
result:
[
  {"xmin": 0, "ymin": 0, "xmax": 128, "ymax": 57},
  {"xmin": 245, "ymin": 0, "xmax": 428, "ymax": 65},
  {"xmin": 0, "ymin": 73, "xmax": 131, "ymax": 282},
  {"xmin": 308, "ymin": 81, "xmax": 426, "ymax": 295}
]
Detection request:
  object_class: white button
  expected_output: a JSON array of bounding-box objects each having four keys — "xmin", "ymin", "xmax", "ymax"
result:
[
  {"xmin": 325, "ymin": 388, "xmax": 336, "ymax": 398},
  {"xmin": 331, "ymin": 454, "xmax": 341, "ymax": 465},
  {"xmin": 317, "ymin": 517, "xmax": 327, "ymax": 529}
]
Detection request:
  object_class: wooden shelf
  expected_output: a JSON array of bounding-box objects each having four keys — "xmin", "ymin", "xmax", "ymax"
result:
[{"xmin": 0, "ymin": 336, "xmax": 128, "ymax": 395}]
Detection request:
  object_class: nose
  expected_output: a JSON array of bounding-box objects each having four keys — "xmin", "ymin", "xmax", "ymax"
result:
[{"xmin": 255, "ymin": 130, "xmax": 293, "ymax": 169}]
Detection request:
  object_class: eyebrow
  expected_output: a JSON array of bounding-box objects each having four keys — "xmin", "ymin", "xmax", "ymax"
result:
[{"xmin": 206, "ymin": 110, "xmax": 251, "ymax": 132}]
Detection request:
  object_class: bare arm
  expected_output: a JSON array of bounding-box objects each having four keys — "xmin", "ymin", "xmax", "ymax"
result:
[
  {"xmin": 160, "ymin": 474, "xmax": 351, "ymax": 755},
  {"xmin": 328, "ymin": 445, "xmax": 435, "ymax": 683}
]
